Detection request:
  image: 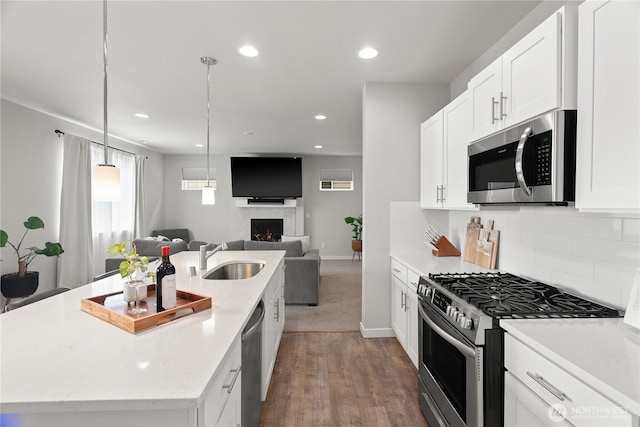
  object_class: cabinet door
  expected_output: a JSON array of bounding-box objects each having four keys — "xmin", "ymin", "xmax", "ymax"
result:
[
  {"xmin": 406, "ymin": 288, "xmax": 419, "ymax": 369},
  {"xmin": 420, "ymin": 111, "xmax": 444, "ymax": 209},
  {"xmin": 502, "ymin": 10, "xmax": 561, "ymax": 128},
  {"xmin": 443, "ymin": 91, "xmax": 477, "ymax": 210},
  {"xmin": 468, "ymin": 57, "xmax": 502, "ymax": 142},
  {"xmin": 262, "ymin": 293, "xmax": 275, "ymax": 401},
  {"xmin": 505, "ymin": 372, "xmax": 573, "ymax": 427},
  {"xmin": 391, "ymin": 276, "xmax": 407, "ymax": 348},
  {"xmin": 576, "ymin": 0, "xmax": 640, "ymax": 212},
  {"xmin": 216, "ymin": 370, "xmax": 242, "ymax": 427}
]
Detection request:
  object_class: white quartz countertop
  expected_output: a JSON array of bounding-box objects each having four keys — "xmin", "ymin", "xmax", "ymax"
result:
[
  {"xmin": 390, "ymin": 243, "xmax": 493, "ymax": 277},
  {"xmin": 501, "ymin": 318, "xmax": 640, "ymax": 417},
  {"xmin": 0, "ymin": 250, "xmax": 284, "ymax": 413}
]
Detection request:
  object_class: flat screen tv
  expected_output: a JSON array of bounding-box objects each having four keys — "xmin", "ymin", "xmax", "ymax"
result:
[{"xmin": 230, "ymin": 157, "xmax": 302, "ymax": 199}]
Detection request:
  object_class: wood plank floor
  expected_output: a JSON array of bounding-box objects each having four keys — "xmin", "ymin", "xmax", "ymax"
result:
[{"xmin": 260, "ymin": 332, "xmax": 428, "ymax": 427}]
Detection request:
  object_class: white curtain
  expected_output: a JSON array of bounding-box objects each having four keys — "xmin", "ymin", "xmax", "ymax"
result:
[
  {"xmin": 58, "ymin": 134, "xmax": 94, "ymax": 288},
  {"xmin": 134, "ymin": 155, "xmax": 147, "ymax": 239},
  {"xmin": 91, "ymin": 144, "xmax": 135, "ymax": 275}
]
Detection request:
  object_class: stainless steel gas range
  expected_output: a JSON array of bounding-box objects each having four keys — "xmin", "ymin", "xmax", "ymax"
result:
[{"xmin": 416, "ymin": 272, "xmax": 620, "ymax": 427}]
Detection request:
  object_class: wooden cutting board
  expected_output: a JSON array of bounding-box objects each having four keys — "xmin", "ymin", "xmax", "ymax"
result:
[
  {"xmin": 463, "ymin": 222, "xmax": 482, "ymax": 263},
  {"xmin": 488, "ymin": 230, "xmax": 500, "ymax": 269},
  {"xmin": 474, "ymin": 238, "xmax": 493, "ymax": 269}
]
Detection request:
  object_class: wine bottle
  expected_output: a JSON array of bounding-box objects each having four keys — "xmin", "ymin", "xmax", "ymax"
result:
[{"xmin": 156, "ymin": 245, "xmax": 177, "ymax": 312}]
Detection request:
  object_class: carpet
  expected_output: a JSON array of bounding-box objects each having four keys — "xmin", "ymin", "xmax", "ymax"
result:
[{"xmin": 283, "ymin": 259, "xmax": 362, "ymax": 332}]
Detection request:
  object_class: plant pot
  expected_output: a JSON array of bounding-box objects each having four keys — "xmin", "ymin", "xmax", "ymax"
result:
[
  {"xmin": 351, "ymin": 240, "xmax": 362, "ymax": 252},
  {"xmin": 1, "ymin": 271, "xmax": 39, "ymax": 299}
]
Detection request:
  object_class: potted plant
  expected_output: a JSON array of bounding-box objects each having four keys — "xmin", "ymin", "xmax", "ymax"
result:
[
  {"xmin": 344, "ymin": 215, "xmax": 363, "ymax": 253},
  {"xmin": 0, "ymin": 216, "xmax": 64, "ymax": 300},
  {"xmin": 107, "ymin": 241, "xmax": 150, "ymax": 308}
]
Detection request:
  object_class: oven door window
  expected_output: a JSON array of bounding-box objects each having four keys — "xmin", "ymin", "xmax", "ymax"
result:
[{"xmin": 423, "ymin": 317, "xmax": 467, "ymax": 421}]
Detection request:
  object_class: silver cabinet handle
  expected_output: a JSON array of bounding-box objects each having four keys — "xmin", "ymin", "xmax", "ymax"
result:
[
  {"xmin": 404, "ymin": 293, "xmax": 409, "ymax": 312},
  {"xmin": 223, "ymin": 366, "xmax": 241, "ymax": 394},
  {"xmin": 400, "ymin": 291, "xmax": 406, "ymax": 309},
  {"xmin": 274, "ymin": 299, "xmax": 279, "ymax": 321},
  {"xmin": 515, "ymin": 127, "xmax": 533, "ymax": 196},
  {"xmin": 393, "ymin": 268, "xmax": 401, "ymax": 273},
  {"xmin": 500, "ymin": 91, "xmax": 507, "ymax": 119},
  {"xmin": 526, "ymin": 371, "xmax": 567, "ymax": 401},
  {"xmin": 491, "ymin": 97, "xmax": 499, "ymax": 124},
  {"xmin": 441, "ymin": 185, "xmax": 446, "ymax": 202},
  {"xmin": 436, "ymin": 185, "xmax": 440, "ymax": 203}
]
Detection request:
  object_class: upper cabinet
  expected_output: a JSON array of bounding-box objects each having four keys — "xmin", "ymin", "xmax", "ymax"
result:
[
  {"xmin": 468, "ymin": 6, "xmax": 578, "ymax": 142},
  {"xmin": 575, "ymin": 0, "xmax": 640, "ymax": 212},
  {"xmin": 420, "ymin": 91, "xmax": 478, "ymax": 210}
]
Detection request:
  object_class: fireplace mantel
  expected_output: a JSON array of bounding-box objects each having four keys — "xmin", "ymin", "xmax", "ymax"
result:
[{"xmin": 235, "ymin": 199, "xmax": 300, "ymax": 208}]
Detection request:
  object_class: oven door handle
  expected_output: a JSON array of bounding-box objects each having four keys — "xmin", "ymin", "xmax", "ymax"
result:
[
  {"xmin": 515, "ymin": 126, "xmax": 533, "ymax": 197},
  {"xmin": 419, "ymin": 305, "xmax": 476, "ymax": 358}
]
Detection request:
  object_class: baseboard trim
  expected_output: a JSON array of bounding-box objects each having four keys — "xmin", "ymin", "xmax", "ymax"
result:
[
  {"xmin": 320, "ymin": 255, "xmax": 358, "ymax": 260},
  {"xmin": 359, "ymin": 323, "xmax": 395, "ymax": 338}
]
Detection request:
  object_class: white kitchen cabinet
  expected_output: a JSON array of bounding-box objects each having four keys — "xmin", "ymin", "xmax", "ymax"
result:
[
  {"xmin": 504, "ymin": 333, "xmax": 633, "ymax": 427},
  {"xmin": 575, "ymin": 0, "xmax": 640, "ymax": 212},
  {"xmin": 202, "ymin": 335, "xmax": 242, "ymax": 427},
  {"xmin": 390, "ymin": 258, "xmax": 419, "ymax": 369},
  {"xmin": 420, "ymin": 111, "xmax": 444, "ymax": 209},
  {"xmin": 468, "ymin": 6, "xmax": 577, "ymax": 142},
  {"xmin": 420, "ymin": 91, "xmax": 477, "ymax": 210},
  {"xmin": 262, "ymin": 259, "xmax": 285, "ymax": 400}
]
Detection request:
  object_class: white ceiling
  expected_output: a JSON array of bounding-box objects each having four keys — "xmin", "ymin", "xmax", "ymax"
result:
[{"xmin": 1, "ymin": 1, "xmax": 541, "ymax": 156}]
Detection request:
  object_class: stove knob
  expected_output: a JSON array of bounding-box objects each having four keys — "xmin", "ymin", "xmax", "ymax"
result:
[
  {"xmin": 446, "ymin": 306, "xmax": 453, "ymax": 316},
  {"xmin": 461, "ymin": 317, "xmax": 473, "ymax": 330},
  {"xmin": 425, "ymin": 287, "xmax": 432, "ymax": 298},
  {"xmin": 451, "ymin": 309, "xmax": 460, "ymax": 321},
  {"xmin": 458, "ymin": 314, "xmax": 467, "ymax": 327}
]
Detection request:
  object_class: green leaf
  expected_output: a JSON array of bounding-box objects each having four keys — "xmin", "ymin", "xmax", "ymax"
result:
[
  {"xmin": 33, "ymin": 242, "xmax": 64, "ymax": 257},
  {"xmin": 119, "ymin": 261, "xmax": 132, "ymax": 278},
  {"xmin": 24, "ymin": 216, "xmax": 45, "ymax": 230},
  {"xmin": 107, "ymin": 243, "xmax": 127, "ymax": 254},
  {"xmin": 0, "ymin": 230, "xmax": 7, "ymax": 247}
]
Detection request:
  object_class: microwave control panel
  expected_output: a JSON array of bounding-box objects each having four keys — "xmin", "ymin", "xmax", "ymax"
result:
[{"xmin": 535, "ymin": 133, "xmax": 552, "ymax": 186}]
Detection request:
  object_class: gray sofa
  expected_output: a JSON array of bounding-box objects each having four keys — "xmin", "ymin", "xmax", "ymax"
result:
[
  {"xmin": 104, "ymin": 229, "xmax": 197, "ymax": 272},
  {"xmin": 224, "ymin": 239, "xmax": 321, "ymax": 306}
]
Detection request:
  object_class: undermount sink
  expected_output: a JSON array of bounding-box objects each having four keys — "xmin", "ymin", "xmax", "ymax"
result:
[{"xmin": 202, "ymin": 261, "xmax": 265, "ymax": 280}]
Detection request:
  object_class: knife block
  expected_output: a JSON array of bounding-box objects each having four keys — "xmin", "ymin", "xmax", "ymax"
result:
[{"xmin": 432, "ymin": 236, "xmax": 461, "ymax": 257}]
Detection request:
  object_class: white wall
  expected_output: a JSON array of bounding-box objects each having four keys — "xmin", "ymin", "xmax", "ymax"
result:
[
  {"xmin": 301, "ymin": 155, "xmax": 362, "ymax": 258},
  {"xmin": 162, "ymin": 154, "xmax": 362, "ymax": 256},
  {"xmin": 361, "ymin": 82, "xmax": 449, "ymax": 336},
  {"xmin": 0, "ymin": 100, "xmax": 163, "ymax": 300}
]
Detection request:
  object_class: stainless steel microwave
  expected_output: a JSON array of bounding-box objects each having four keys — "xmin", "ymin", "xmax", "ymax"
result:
[{"xmin": 467, "ymin": 110, "xmax": 577, "ymax": 205}]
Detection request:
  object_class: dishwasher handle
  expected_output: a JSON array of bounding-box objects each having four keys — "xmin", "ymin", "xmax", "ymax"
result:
[{"xmin": 243, "ymin": 300, "xmax": 264, "ymax": 341}]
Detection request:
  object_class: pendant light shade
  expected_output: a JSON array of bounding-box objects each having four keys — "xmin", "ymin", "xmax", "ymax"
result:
[
  {"xmin": 93, "ymin": 165, "xmax": 121, "ymax": 202},
  {"xmin": 201, "ymin": 56, "xmax": 217, "ymax": 205},
  {"xmin": 202, "ymin": 186, "xmax": 216, "ymax": 205},
  {"xmin": 92, "ymin": 0, "xmax": 121, "ymax": 201}
]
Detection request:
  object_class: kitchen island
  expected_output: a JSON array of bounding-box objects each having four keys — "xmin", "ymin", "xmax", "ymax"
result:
[{"xmin": 0, "ymin": 250, "xmax": 285, "ymax": 426}]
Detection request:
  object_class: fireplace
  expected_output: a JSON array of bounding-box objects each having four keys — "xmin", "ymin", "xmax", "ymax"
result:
[{"xmin": 251, "ymin": 219, "xmax": 283, "ymax": 242}]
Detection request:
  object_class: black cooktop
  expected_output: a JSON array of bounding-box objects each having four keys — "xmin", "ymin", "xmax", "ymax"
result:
[{"xmin": 428, "ymin": 272, "xmax": 620, "ymax": 319}]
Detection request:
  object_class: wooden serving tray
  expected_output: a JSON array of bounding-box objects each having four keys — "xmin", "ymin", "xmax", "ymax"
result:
[{"xmin": 81, "ymin": 284, "xmax": 212, "ymax": 334}]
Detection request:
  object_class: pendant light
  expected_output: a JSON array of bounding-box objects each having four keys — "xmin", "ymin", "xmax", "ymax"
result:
[
  {"xmin": 201, "ymin": 56, "xmax": 217, "ymax": 205},
  {"xmin": 92, "ymin": 0, "xmax": 121, "ymax": 201}
]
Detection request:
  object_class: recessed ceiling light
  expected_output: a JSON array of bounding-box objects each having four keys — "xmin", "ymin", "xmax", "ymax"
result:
[
  {"xmin": 195, "ymin": 144, "xmax": 204, "ymax": 148},
  {"xmin": 239, "ymin": 45, "xmax": 259, "ymax": 57},
  {"xmin": 243, "ymin": 131, "xmax": 254, "ymax": 136},
  {"xmin": 314, "ymin": 145, "xmax": 323, "ymax": 149},
  {"xmin": 134, "ymin": 113, "xmax": 149, "ymax": 118},
  {"xmin": 358, "ymin": 47, "xmax": 378, "ymax": 59},
  {"xmin": 314, "ymin": 114, "xmax": 327, "ymax": 120},
  {"xmin": 140, "ymin": 141, "xmax": 149, "ymax": 145}
]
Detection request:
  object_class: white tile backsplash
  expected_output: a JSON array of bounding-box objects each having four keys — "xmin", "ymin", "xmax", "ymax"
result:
[{"xmin": 448, "ymin": 207, "xmax": 640, "ymax": 310}]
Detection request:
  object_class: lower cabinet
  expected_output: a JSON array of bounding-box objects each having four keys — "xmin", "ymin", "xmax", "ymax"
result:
[
  {"xmin": 262, "ymin": 259, "xmax": 285, "ymax": 401},
  {"xmin": 202, "ymin": 335, "xmax": 242, "ymax": 427},
  {"xmin": 504, "ymin": 333, "xmax": 633, "ymax": 427},
  {"xmin": 390, "ymin": 257, "xmax": 419, "ymax": 369}
]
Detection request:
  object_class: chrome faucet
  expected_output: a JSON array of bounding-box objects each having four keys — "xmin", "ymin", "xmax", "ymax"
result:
[{"xmin": 199, "ymin": 242, "xmax": 228, "ymax": 270}]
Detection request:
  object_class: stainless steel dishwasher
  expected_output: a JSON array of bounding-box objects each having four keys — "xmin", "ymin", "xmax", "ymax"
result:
[{"xmin": 242, "ymin": 300, "xmax": 264, "ymax": 427}]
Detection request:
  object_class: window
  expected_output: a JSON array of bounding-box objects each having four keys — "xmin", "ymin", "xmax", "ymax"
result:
[
  {"xmin": 91, "ymin": 144, "xmax": 135, "ymax": 274},
  {"xmin": 181, "ymin": 168, "xmax": 217, "ymax": 190},
  {"xmin": 319, "ymin": 169, "xmax": 354, "ymax": 191}
]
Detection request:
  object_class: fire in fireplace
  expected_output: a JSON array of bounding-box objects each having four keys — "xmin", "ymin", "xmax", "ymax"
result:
[{"xmin": 251, "ymin": 219, "xmax": 283, "ymax": 242}]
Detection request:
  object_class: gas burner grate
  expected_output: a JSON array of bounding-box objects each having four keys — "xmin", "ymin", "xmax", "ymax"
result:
[{"xmin": 428, "ymin": 272, "xmax": 619, "ymax": 319}]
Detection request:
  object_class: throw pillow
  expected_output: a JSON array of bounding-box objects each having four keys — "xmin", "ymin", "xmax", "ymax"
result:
[
  {"xmin": 156, "ymin": 235, "xmax": 171, "ymax": 242},
  {"xmin": 281, "ymin": 235, "xmax": 311, "ymax": 254}
]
